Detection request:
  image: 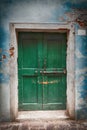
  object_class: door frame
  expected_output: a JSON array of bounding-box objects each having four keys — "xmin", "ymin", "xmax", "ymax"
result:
[{"xmin": 10, "ymin": 23, "xmax": 75, "ymax": 120}]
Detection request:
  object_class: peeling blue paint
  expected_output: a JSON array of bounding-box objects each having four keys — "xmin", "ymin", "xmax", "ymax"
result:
[
  {"xmin": 76, "ymin": 59, "xmax": 87, "ymax": 69},
  {"xmin": 0, "ymin": 27, "xmax": 9, "ymax": 49},
  {"xmin": 0, "ymin": 73, "xmax": 9, "ymax": 83},
  {"xmin": 64, "ymin": 1, "xmax": 87, "ymax": 9},
  {"xmin": 0, "ymin": 27, "xmax": 10, "ymax": 85},
  {"xmin": 75, "ymin": 22, "xmax": 87, "ymax": 119},
  {"xmin": 76, "ymin": 36, "xmax": 87, "ymax": 56}
]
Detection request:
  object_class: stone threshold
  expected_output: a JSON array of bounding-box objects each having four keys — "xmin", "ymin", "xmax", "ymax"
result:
[{"xmin": 16, "ymin": 110, "xmax": 69, "ymax": 121}]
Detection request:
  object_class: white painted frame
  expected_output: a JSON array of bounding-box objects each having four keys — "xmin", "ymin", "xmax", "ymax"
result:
[{"xmin": 10, "ymin": 23, "xmax": 75, "ymax": 120}]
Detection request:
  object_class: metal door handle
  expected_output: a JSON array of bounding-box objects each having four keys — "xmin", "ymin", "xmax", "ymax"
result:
[
  {"xmin": 43, "ymin": 71, "xmax": 63, "ymax": 74},
  {"xmin": 40, "ymin": 70, "xmax": 66, "ymax": 74}
]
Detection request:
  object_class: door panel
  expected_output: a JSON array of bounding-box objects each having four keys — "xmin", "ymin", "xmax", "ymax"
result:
[
  {"xmin": 18, "ymin": 32, "xmax": 67, "ymax": 110},
  {"xmin": 47, "ymin": 76, "xmax": 63, "ymax": 103},
  {"xmin": 18, "ymin": 32, "xmax": 43, "ymax": 110},
  {"xmin": 47, "ymin": 39, "xmax": 62, "ymax": 68},
  {"xmin": 45, "ymin": 33, "xmax": 66, "ymax": 68},
  {"xmin": 42, "ymin": 33, "xmax": 67, "ymax": 110},
  {"xmin": 23, "ymin": 76, "xmax": 38, "ymax": 103},
  {"xmin": 43, "ymin": 75, "xmax": 66, "ymax": 110},
  {"xmin": 22, "ymin": 39, "xmax": 38, "ymax": 68}
]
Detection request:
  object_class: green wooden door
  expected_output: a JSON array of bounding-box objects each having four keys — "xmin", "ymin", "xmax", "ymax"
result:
[{"xmin": 18, "ymin": 32, "xmax": 67, "ymax": 110}]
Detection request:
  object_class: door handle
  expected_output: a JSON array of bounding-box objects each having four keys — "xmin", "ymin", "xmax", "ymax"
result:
[
  {"xmin": 43, "ymin": 71, "xmax": 63, "ymax": 74},
  {"xmin": 40, "ymin": 70, "xmax": 66, "ymax": 74}
]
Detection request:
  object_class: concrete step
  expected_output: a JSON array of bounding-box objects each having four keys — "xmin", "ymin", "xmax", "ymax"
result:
[{"xmin": 17, "ymin": 111, "xmax": 69, "ymax": 121}]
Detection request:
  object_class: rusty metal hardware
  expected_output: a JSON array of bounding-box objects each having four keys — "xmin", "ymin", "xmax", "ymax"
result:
[
  {"xmin": 35, "ymin": 69, "xmax": 66, "ymax": 74},
  {"xmin": 38, "ymin": 80, "xmax": 60, "ymax": 85},
  {"xmin": 40, "ymin": 70, "xmax": 66, "ymax": 74},
  {"xmin": 39, "ymin": 81, "xmax": 48, "ymax": 85}
]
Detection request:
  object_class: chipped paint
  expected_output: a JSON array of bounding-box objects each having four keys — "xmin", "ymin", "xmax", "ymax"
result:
[
  {"xmin": 75, "ymin": 49, "xmax": 87, "ymax": 59},
  {"xmin": 9, "ymin": 47, "xmax": 14, "ymax": 57}
]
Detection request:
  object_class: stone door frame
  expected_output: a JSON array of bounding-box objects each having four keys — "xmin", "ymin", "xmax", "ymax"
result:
[{"xmin": 10, "ymin": 23, "xmax": 75, "ymax": 120}]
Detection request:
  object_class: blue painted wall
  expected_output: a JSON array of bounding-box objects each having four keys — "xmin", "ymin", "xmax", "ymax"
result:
[
  {"xmin": 75, "ymin": 25, "xmax": 87, "ymax": 119},
  {"xmin": 0, "ymin": 0, "xmax": 87, "ymax": 120}
]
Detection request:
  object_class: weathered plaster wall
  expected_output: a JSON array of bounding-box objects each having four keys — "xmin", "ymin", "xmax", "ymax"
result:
[
  {"xmin": 75, "ymin": 26, "xmax": 87, "ymax": 119},
  {"xmin": 0, "ymin": 0, "xmax": 87, "ymax": 121}
]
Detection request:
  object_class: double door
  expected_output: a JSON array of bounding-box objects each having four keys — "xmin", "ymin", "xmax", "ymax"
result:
[{"xmin": 18, "ymin": 32, "xmax": 67, "ymax": 110}]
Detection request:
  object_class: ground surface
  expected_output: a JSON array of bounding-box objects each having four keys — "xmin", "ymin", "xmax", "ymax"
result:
[
  {"xmin": 0, "ymin": 120, "xmax": 87, "ymax": 130},
  {"xmin": 0, "ymin": 111, "xmax": 87, "ymax": 130}
]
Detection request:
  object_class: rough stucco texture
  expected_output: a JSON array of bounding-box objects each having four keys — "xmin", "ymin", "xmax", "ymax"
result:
[
  {"xmin": 75, "ymin": 31, "xmax": 87, "ymax": 119},
  {"xmin": 0, "ymin": 0, "xmax": 87, "ymax": 120}
]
